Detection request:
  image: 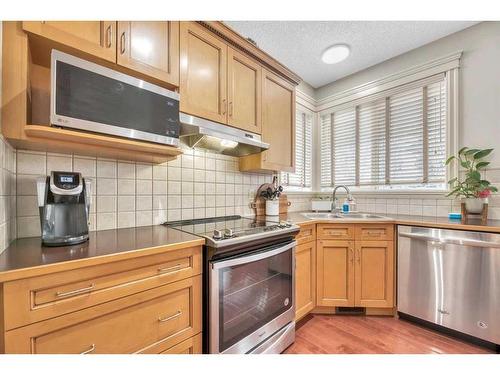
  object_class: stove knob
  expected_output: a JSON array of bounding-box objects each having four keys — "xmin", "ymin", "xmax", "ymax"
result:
[
  {"xmin": 279, "ymin": 221, "xmax": 288, "ymax": 228},
  {"xmin": 213, "ymin": 230, "xmax": 223, "ymax": 240},
  {"xmin": 224, "ymin": 229, "xmax": 234, "ymax": 238}
]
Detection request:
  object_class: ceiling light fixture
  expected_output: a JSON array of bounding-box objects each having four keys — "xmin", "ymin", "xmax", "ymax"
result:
[{"xmin": 321, "ymin": 44, "xmax": 350, "ymax": 64}]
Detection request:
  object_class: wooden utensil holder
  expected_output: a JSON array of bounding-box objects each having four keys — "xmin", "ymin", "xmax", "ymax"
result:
[{"xmin": 461, "ymin": 202, "xmax": 488, "ymax": 225}]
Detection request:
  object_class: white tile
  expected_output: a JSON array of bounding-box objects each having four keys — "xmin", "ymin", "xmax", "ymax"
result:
[
  {"xmin": 136, "ymin": 180, "xmax": 152, "ymax": 195},
  {"xmin": 136, "ymin": 211, "xmax": 153, "ymax": 226},
  {"xmin": 74, "ymin": 157, "xmax": 96, "ymax": 178},
  {"xmin": 216, "ymin": 195, "xmax": 225, "ymax": 207},
  {"xmin": 225, "ymin": 206, "xmax": 235, "ymax": 216},
  {"xmin": 182, "ymin": 208, "xmax": 194, "ymax": 220},
  {"xmin": 216, "ymin": 207, "xmax": 225, "ymax": 217},
  {"xmin": 17, "ymin": 151, "xmax": 46, "ymax": 175},
  {"xmin": 194, "ymin": 170, "xmax": 206, "ymax": 182},
  {"xmin": 168, "ymin": 195, "xmax": 181, "ymax": 209},
  {"xmin": 97, "ymin": 178, "xmax": 117, "ymax": 195},
  {"xmin": 97, "ymin": 160, "xmax": 117, "ymax": 178},
  {"xmin": 216, "ymin": 183, "xmax": 225, "ymax": 195},
  {"xmin": 216, "ymin": 172, "xmax": 225, "ymax": 183},
  {"xmin": 397, "ymin": 204, "xmax": 410, "ymax": 215},
  {"xmin": 17, "ymin": 174, "xmax": 38, "ymax": 195},
  {"xmin": 182, "ymin": 195, "xmax": 194, "ymax": 209},
  {"xmin": 168, "ymin": 167, "xmax": 182, "ymax": 181},
  {"xmin": 118, "ymin": 196, "xmax": 135, "ymax": 212},
  {"xmin": 136, "ymin": 163, "xmax": 153, "ymax": 180},
  {"xmin": 422, "ymin": 205, "xmax": 437, "ymax": 217},
  {"xmin": 153, "ymin": 165, "xmax": 167, "ymax": 180},
  {"xmin": 153, "ymin": 180, "xmax": 167, "ymax": 195},
  {"xmin": 409, "ymin": 205, "xmax": 423, "ymax": 216},
  {"xmin": 436, "ymin": 205, "xmax": 451, "ymax": 217},
  {"xmin": 205, "ymin": 207, "xmax": 216, "ymax": 217},
  {"xmin": 47, "ymin": 155, "xmax": 72, "ymax": 172},
  {"xmin": 117, "ymin": 212, "xmax": 135, "ymax": 228},
  {"xmin": 168, "ymin": 181, "xmax": 181, "ymax": 194},
  {"xmin": 206, "ymin": 195, "xmax": 216, "ymax": 207},
  {"xmin": 97, "ymin": 196, "xmax": 117, "ymax": 213},
  {"xmin": 205, "ymin": 171, "xmax": 215, "ymax": 183},
  {"xmin": 96, "ymin": 213, "xmax": 116, "ymax": 230},
  {"xmin": 118, "ymin": 179, "xmax": 135, "ymax": 195},
  {"xmin": 194, "ymin": 195, "xmax": 205, "ymax": 208},
  {"xmin": 181, "ymin": 181, "xmax": 194, "ymax": 195},
  {"xmin": 206, "ymin": 183, "xmax": 215, "ymax": 194},
  {"xmin": 167, "ymin": 209, "xmax": 181, "ymax": 221},
  {"xmin": 194, "ymin": 156, "xmax": 205, "ymax": 170},
  {"xmin": 182, "ymin": 168, "xmax": 194, "ymax": 182},
  {"xmin": 216, "ymin": 159, "xmax": 225, "ymax": 172},
  {"xmin": 153, "ymin": 210, "xmax": 168, "ymax": 225},
  {"xmin": 226, "ymin": 195, "xmax": 235, "ymax": 206},
  {"xmin": 17, "ymin": 216, "xmax": 41, "ymax": 238},
  {"xmin": 136, "ymin": 195, "xmax": 153, "ymax": 210},
  {"xmin": 193, "ymin": 208, "xmax": 205, "ymax": 219},
  {"xmin": 117, "ymin": 162, "xmax": 136, "ymax": 179},
  {"xmin": 205, "ymin": 158, "xmax": 215, "ymax": 170},
  {"xmin": 153, "ymin": 196, "xmax": 167, "ymax": 210},
  {"xmin": 194, "ymin": 182, "xmax": 205, "ymax": 195},
  {"xmin": 225, "ymin": 184, "xmax": 235, "ymax": 195},
  {"xmin": 182, "ymin": 154, "xmax": 194, "ymax": 169}
]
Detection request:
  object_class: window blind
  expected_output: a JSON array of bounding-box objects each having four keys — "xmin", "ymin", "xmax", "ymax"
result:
[
  {"xmin": 281, "ymin": 108, "xmax": 313, "ymax": 188},
  {"xmin": 320, "ymin": 74, "xmax": 447, "ymax": 189}
]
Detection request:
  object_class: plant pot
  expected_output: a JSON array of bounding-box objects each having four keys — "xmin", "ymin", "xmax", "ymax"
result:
[
  {"xmin": 265, "ymin": 199, "xmax": 280, "ymax": 216},
  {"xmin": 464, "ymin": 198, "xmax": 487, "ymax": 214}
]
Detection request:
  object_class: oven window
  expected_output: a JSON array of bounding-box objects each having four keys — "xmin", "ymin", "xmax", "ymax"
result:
[{"xmin": 218, "ymin": 249, "xmax": 292, "ymax": 352}]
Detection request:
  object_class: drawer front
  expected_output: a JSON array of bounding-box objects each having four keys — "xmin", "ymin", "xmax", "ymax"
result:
[
  {"xmin": 140, "ymin": 333, "xmax": 202, "ymax": 354},
  {"xmin": 5, "ymin": 276, "xmax": 202, "ymax": 354},
  {"xmin": 296, "ymin": 224, "xmax": 316, "ymax": 245},
  {"xmin": 356, "ymin": 224, "xmax": 394, "ymax": 241},
  {"xmin": 317, "ymin": 224, "xmax": 355, "ymax": 240},
  {"xmin": 4, "ymin": 246, "xmax": 202, "ymax": 330}
]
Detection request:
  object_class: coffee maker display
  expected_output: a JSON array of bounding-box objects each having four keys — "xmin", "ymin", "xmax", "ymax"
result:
[{"xmin": 36, "ymin": 171, "xmax": 92, "ymax": 246}]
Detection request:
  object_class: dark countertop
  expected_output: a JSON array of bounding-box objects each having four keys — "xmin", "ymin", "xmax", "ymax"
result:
[
  {"xmin": 281, "ymin": 212, "xmax": 500, "ymax": 234},
  {"xmin": 0, "ymin": 226, "xmax": 204, "ymax": 282}
]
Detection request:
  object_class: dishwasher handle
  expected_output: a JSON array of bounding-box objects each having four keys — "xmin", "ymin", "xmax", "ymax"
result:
[{"xmin": 398, "ymin": 231, "xmax": 500, "ymax": 249}]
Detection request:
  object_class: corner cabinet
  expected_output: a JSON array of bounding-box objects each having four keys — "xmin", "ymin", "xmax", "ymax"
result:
[
  {"xmin": 22, "ymin": 21, "xmax": 117, "ymax": 62},
  {"xmin": 117, "ymin": 21, "xmax": 179, "ymax": 87},
  {"xmin": 239, "ymin": 69, "xmax": 295, "ymax": 173},
  {"xmin": 179, "ymin": 22, "xmax": 228, "ymax": 124},
  {"xmin": 295, "ymin": 224, "xmax": 317, "ymax": 321}
]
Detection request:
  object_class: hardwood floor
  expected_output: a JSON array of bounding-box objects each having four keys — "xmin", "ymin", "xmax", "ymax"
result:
[{"xmin": 284, "ymin": 314, "xmax": 494, "ymax": 354}]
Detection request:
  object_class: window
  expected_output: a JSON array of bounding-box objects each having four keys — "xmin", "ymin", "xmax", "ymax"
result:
[
  {"xmin": 281, "ymin": 106, "xmax": 313, "ymax": 189},
  {"xmin": 320, "ymin": 74, "xmax": 447, "ymax": 190}
]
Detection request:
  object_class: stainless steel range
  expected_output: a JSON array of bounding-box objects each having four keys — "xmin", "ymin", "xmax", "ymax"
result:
[{"xmin": 165, "ymin": 215, "xmax": 299, "ymax": 354}]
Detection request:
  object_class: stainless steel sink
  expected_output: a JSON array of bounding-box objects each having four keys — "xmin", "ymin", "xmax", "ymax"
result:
[{"xmin": 302, "ymin": 212, "xmax": 391, "ymax": 221}]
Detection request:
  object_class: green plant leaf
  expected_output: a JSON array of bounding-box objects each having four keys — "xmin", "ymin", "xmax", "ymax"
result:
[
  {"xmin": 458, "ymin": 147, "xmax": 468, "ymax": 155},
  {"xmin": 475, "ymin": 161, "xmax": 490, "ymax": 169},
  {"xmin": 490, "ymin": 186, "xmax": 498, "ymax": 192},
  {"xmin": 445, "ymin": 155, "xmax": 455, "ymax": 165},
  {"xmin": 447, "ymin": 177, "xmax": 458, "ymax": 184},
  {"xmin": 474, "ymin": 149, "xmax": 493, "ymax": 160},
  {"xmin": 464, "ymin": 148, "xmax": 480, "ymax": 156},
  {"xmin": 460, "ymin": 160, "xmax": 470, "ymax": 169}
]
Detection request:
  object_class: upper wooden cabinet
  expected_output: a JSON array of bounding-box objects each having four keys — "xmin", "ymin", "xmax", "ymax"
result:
[
  {"xmin": 239, "ymin": 69, "xmax": 295, "ymax": 173},
  {"xmin": 117, "ymin": 21, "xmax": 179, "ymax": 86},
  {"xmin": 22, "ymin": 21, "xmax": 116, "ymax": 62},
  {"xmin": 179, "ymin": 22, "xmax": 227, "ymax": 124},
  {"xmin": 227, "ymin": 47, "xmax": 261, "ymax": 133}
]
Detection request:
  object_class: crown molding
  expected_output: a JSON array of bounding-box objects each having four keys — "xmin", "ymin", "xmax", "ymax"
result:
[{"xmin": 296, "ymin": 89, "xmax": 316, "ymax": 112}]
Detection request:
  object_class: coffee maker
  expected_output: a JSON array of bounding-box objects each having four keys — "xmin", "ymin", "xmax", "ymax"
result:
[{"xmin": 36, "ymin": 171, "xmax": 92, "ymax": 246}]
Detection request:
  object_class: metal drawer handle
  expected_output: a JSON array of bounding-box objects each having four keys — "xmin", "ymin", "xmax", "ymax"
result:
[
  {"xmin": 105, "ymin": 25, "xmax": 112, "ymax": 48},
  {"xmin": 56, "ymin": 283, "xmax": 95, "ymax": 298},
  {"xmin": 158, "ymin": 310, "xmax": 182, "ymax": 323},
  {"xmin": 157, "ymin": 264, "xmax": 183, "ymax": 275},
  {"xmin": 80, "ymin": 344, "xmax": 95, "ymax": 355},
  {"xmin": 120, "ymin": 32, "xmax": 126, "ymax": 54}
]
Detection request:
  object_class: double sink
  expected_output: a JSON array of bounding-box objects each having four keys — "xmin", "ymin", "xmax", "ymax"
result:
[{"xmin": 302, "ymin": 212, "xmax": 392, "ymax": 221}]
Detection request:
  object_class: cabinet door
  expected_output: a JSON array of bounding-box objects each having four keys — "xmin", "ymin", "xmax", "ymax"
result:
[
  {"xmin": 22, "ymin": 21, "xmax": 116, "ymax": 62},
  {"xmin": 227, "ymin": 47, "xmax": 261, "ymax": 134},
  {"xmin": 117, "ymin": 21, "xmax": 179, "ymax": 86},
  {"xmin": 354, "ymin": 241, "xmax": 394, "ymax": 308},
  {"xmin": 180, "ymin": 22, "xmax": 227, "ymax": 123},
  {"xmin": 261, "ymin": 69, "xmax": 295, "ymax": 172},
  {"xmin": 295, "ymin": 241, "xmax": 316, "ymax": 321},
  {"xmin": 316, "ymin": 240, "xmax": 354, "ymax": 307}
]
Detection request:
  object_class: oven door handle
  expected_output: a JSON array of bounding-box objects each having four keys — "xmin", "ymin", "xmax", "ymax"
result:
[{"xmin": 211, "ymin": 240, "xmax": 297, "ymax": 270}]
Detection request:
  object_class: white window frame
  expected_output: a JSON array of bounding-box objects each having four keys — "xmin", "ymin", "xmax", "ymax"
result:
[{"xmin": 288, "ymin": 51, "xmax": 461, "ymax": 195}]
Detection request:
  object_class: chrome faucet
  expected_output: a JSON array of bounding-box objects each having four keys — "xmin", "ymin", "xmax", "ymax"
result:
[{"xmin": 331, "ymin": 185, "xmax": 351, "ymax": 214}]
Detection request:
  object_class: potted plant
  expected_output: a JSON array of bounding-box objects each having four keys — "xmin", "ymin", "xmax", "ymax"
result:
[{"xmin": 445, "ymin": 147, "xmax": 498, "ymax": 213}]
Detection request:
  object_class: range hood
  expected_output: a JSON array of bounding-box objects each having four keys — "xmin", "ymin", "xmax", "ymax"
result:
[{"xmin": 179, "ymin": 113, "xmax": 269, "ymax": 157}]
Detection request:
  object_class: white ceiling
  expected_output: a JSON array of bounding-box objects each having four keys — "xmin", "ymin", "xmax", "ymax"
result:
[{"xmin": 225, "ymin": 21, "xmax": 478, "ymax": 88}]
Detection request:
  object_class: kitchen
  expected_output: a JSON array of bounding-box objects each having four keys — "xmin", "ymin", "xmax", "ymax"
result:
[{"xmin": 0, "ymin": 1, "xmax": 500, "ymax": 371}]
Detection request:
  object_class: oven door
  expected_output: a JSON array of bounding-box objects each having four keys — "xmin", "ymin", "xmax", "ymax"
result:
[{"xmin": 209, "ymin": 240, "xmax": 296, "ymax": 354}]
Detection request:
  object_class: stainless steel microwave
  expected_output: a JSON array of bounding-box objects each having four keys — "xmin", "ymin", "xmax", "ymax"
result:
[{"xmin": 50, "ymin": 50, "xmax": 180, "ymax": 146}]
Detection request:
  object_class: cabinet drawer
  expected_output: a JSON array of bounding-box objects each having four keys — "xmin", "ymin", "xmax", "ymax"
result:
[
  {"xmin": 5, "ymin": 276, "xmax": 202, "ymax": 354},
  {"xmin": 139, "ymin": 333, "xmax": 202, "ymax": 354},
  {"xmin": 3, "ymin": 246, "xmax": 202, "ymax": 330},
  {"xmin": 296, "ymin": 224, "xmax": 316, "ymax": 245},
  {"xmin": 355, "ymin": 224, "xmax": 394, "ymax": 241},
  {"xmin": 317, "ymin": 224, "xmax": 355, "ymax": 240}
]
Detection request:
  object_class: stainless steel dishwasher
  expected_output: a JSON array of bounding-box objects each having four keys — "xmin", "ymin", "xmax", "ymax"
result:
[{"xmin": 398, "ymin": 225, "xmax": 500, "ymax": 346}]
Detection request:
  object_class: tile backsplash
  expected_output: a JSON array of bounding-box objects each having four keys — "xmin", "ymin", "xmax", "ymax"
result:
[
  {"xmin": 15, "ymin": 147, "xmax": 275, "ymax": 238},
  {"xmin": 0, "ymin": 136, "xmax": 16, "ymax": 252}
]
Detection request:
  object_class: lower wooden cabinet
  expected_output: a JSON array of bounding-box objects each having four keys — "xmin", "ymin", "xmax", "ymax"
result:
[
  {"xmin": 354, "ymin": 241, "xmax": 394, "ymax": 308},
  {"xmin": 295, "ymin": 241, "xmax": 316, "ymax": 321},
  {"xmin": 315, "ymin": 224, "xmax": 395, "ymax": 310},
  {"xmin": 316, "ymin": 240, "xmax": 355, "ymax": 307},
  {"xmin": 159, "ymin": 333, "xmax": 202, "ymax": 354}
]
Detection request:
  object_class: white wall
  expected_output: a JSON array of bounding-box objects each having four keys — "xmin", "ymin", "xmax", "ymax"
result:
[{"xmin": 315, "ymin": 21, "xmax": 500, "ymax": 168}]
